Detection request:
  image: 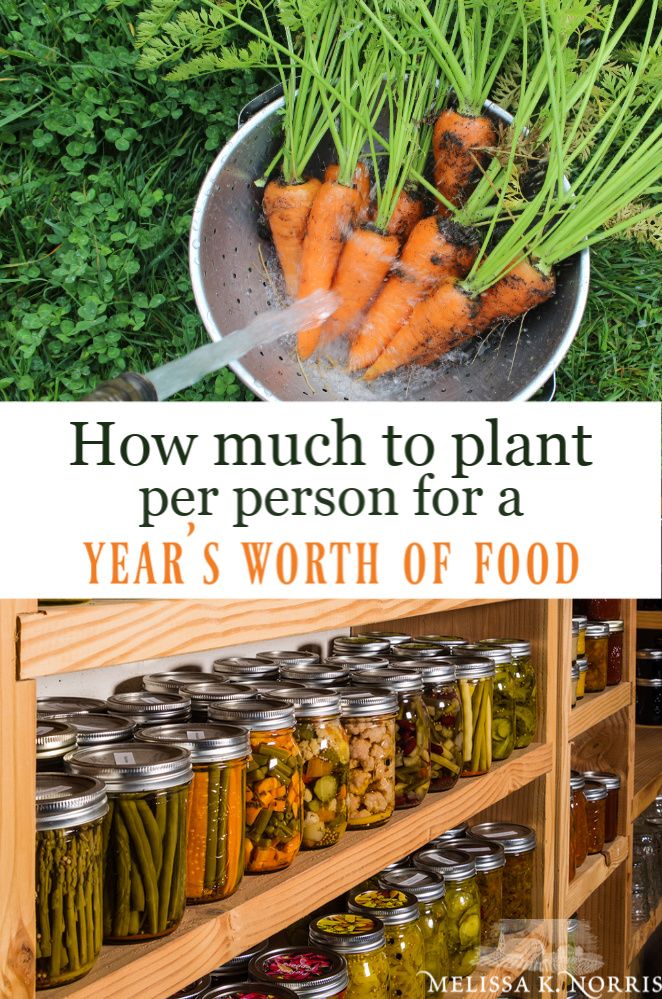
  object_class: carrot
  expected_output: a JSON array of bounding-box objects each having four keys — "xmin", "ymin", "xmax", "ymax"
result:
[
  {"xmin": 348, "ymin": 217, "xmax": 478, "ymax": 372},
  {"xmin": 185, "ymin": 771, "xmax": 209, "ymax": 899},
  {"xmin": 386, "ymin": 187, "xmax": 425, "ymax": 242},
  {"xmin": 325, "ymin": 161, "xmax": 372, "ymax": 222},
  {"xmin": 263, "ymin": 177, "xmax": 322, "ymax": 298},
  {"xmin": 471, "ymin": 258, "xmax": 556, "ymax": 329},
  {"xmin": 296, "ymin": 180, "xmax": 362, "ymax": 359},
  {"xmin": 433, "ymin": 109, "xmax": 497, "ymax": 210}
]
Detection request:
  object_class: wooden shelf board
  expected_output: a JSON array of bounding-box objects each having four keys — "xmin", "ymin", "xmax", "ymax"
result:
[
  {"xmin": 633, "ymin": 726, "xmax": 662, "ymax": 819},
  {"xmin": 630, "ymin": 898, "xmax": 662, "ymax": 963},
  {"xmin": 566, "ymin": 836, "xmax": 629, "ymax": 916},
  {"xmin": 46, "ymin": 742, "xmax": 552, "ymax": 999},
  {"xmin": 637, "ymin": 611, "xmax": 662, "ymax": 631},
  {"xmin": 568, "ymin": 683, "xmax": 632, "ymax": 741},
  {"xmin": 19, "ymin": 598, "xmax": 505, "ymax": 679}
]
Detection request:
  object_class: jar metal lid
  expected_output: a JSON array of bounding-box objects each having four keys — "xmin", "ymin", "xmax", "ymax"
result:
[
  {"xmin": 339, "ymin": 689, "xmax": 398, "ymax": 717},
  {"xmin": 326, "ymin": 655, "xmax": 390, "ymax": 670},
  {"xmin": 357, "ymin": 631, "xmax": 412, "ymax": 646},
  {"xmin": 37, "ymin": 696, "xmax": 106, "ymax": 719},
  {"xmin": 585, "ymin": 621, "xmax": 609, "ymax": 638},
  {"xmin": 256, "ymin": 651, "xmax": 321, "ymax": 666},
  {"xmin": 482, "ymin": 638, "xmax": 531, "ymax": 658},
  {"xmin": 399, "ymin": 660, "xmax": 457, "ymax": 684},
  {"xmin": 249, "ymin": 947, "xmax": 349, "ymax": 996},
  {"xmin": 171, "ymin": 975, "xmax": 214, "ymax": 998},
  {"xmin": 350, "ymin": 668, "xmax": 423, "ymax": 693},
  {"xmin": 347, "ymin": 887, "xmax": 420, "ymax": 925},
  {"xmin": 333, "ymin": 636, "xmax": 390, "ymax": 655},
  {"xmin": 143, "ymin": 670, "xmax": 208, "ymax": 694},
  {"xmin": 135, "ymin": 722, "xmax": 250, "ymax": 762},
  {"xmin": 413, "ymin": 847, "xmax": 476, "ymax": 882},
  {"xmin": 209, "ymin": 697, "xmax": 296, "ymax": 730},
  {"xmin": 577, "ymin": 659, "xmax": 588, "ymax": 673},
  {"xmin": 430, "ymin": 821, "xmax": 469, "ymax": 843},
  {"xmin": 582, "ymin": 770, "xmax": 621, "ymax": 791},
  {"xmin": 250, "ymin": 680, "xmax": 307, "ymax": 695},
  {"xmin": 36, "ymin": 773, "xmax": 108, "ymax": 831},
  {"xmin": 637, "ymin": 677, "xmax": 662, "ymax": 687},
  {"xmin": 106, "ymin": 691, "xmax": 191, "ymax": 722},
  {"xmin": 416, "ymin": 635, "xmax": 467, "ymax": 648},
  {"xmin": 206, "ymin": 985, "xmax": 297, "ymax": 999},
  {"xmin": 182, "ymin": 681, "xmax": 256, "ymax": 704},
  {"xmin": 379, "ymin": 867, "xmax": 446, "ymax": 901},
  {"xmin": 637, "ymin": 649, "xmax": 662, "ymax": 660},
  {"xmin": 571, "ymin": 663, "xmax": 580, "ymax": 680},
  {"xmin": 572, "ymin": 622, "xmax": 579, "ymax": 636},
  {"xmin": 212, "ymin": 940, "xmax": 271, "ymax": 978},
  {"xmin": 451, "ymin": 656, "xmax": 496, "ymax": 680},
  {"xmin": 464, "ymin": 643, "xmax": 513, "ymax": 665},
  {"xmin": 269, "ymin": 688, "xmax": 341, "ymax": 718},
  {"xmin": 600, "ymin": 620, "xmax": 624, "ymax": 634},
  {"xmin": 280, "ymin": 664, "xmax": 349, "ymax": 686},
  {"xmin": 568, "ymin": 916, "xmax": 579, "ymax": 933},
  {"xmin": 570, "ymin": 770, "xmax": 586, "ymax": 792},
  {"xmin": 469, "ymin": 822, "xmax": 537, "ymax": 854},
  {"xmin": 391, "ymin": 642, "xmax": 446, "ymax": 660},
  {"xmin": 59, "ymin": 713, "xmax": 136, "ymax": 746},
  {"xmin": 36, "ymin": 720, "xmax": 77, "ymax": 758},
  {"xmin": 452, "ymin": 836, "xmax": 506, "ymax": 871},
  {"xmin": 572, "ymin": 616, "xmax": 587, "ymax": 628},
  {"xmin": 66, "ymin": 743, "xmax": 192, "ymax": 792},
  {"xmin": 309, "ymin": 913, "xmax": 386, "ymax": 954},
  {"xmin": 582, "ymin": 780, "xmax": 609, "ymax": 802},
  {"xmin": 214, "ymin": 657, "xmax": 281, "ymax": 678}
]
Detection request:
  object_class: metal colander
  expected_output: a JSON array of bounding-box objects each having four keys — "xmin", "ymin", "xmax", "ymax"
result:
[{"xmin": 190, "ymin": 90, "xmax": 590, "ymax": 401}]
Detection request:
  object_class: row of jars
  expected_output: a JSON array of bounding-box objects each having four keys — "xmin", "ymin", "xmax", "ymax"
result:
[
  {"xmin": 635, "ymin": 648, "xmax": 662, "ymax": 726},
  {"xmin": 570, "ymin": 615, "xmax": 624, "ymax": 708},
  {"xmin": 568, "ymin": 770, "xmax": 621, "ymax": 882},
  {"xmin": 632, "ymin": 793, "xmax": 662, "ymax": 924}
]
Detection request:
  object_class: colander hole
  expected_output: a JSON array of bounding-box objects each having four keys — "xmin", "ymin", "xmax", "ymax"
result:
[
  {"xmin": 296, "ymin": 371, "xmax": 302, "ymax": 377},
  {"xmin": 222, "ymin": 254, "xmax": 226, "ymax": 260},
  {"xmin": 322, "ymin": 387, "xmax": 328, "ymax": 393},
  {"xmin": 302, "ymin": 391, "xmax": 309, "ymax": 397},
  {"xmin": 232, "ymin": 273, "xmax": 237, "ymax": 279},
  {"xmin": 213, "ymin": 228, "xmax": 217, "ymax": 235},
  {"xmin": 234, "ymin": 247, "xmax": 238, "ymax": 253},
  {"xmin": 262, "ymin": 281, "xmax": 268, "ymax": 288},
  {"xmin": 278, "ymin": 355, "xmax": 283, "ymax": 361},
  {"xmin": 248, "ymin": 266, "xmax": 253, "ymax": 273},
  {"xmin": 254, "ymin": 310, "xmax": 259, "ymax": 316},
  {"xmin": 343, "ymin": 396, "xmax": 349, "ymax": 401},
  {"xmin": 259, "ymin": 350, "xmax": 264, "ymax": 356},
  {"xmin": 248, "ymin": 288, "xmax": 253, "ymax": 295},
  {"xmin": 236, "ymin": 298, "xmax": 241, "ymax": 304}
]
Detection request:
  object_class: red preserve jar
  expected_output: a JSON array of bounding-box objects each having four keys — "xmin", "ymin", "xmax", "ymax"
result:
[
  {"xmin": 582, "ymin": 771, "xmax": 620, "ymax": 843},
  {"xmin": 604, "ymin": 620, "xmax": 624, "ymax": 686}
]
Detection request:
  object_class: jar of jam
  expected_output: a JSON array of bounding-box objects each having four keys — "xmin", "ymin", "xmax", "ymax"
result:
[
  {"xmin": 583, "ymin": 781, "xmax": 608, "ymax": 854},
  {"xmin": 603, "ymin": 621, "xmax": 624, "ymax": 686},
  {"xmin": 636, "ymin": 677, "xmax": 662, "ymax": 726},
  {"xmin": 637, "ymin": 649, "xmax": 662, "ymax": 680},
  {"xmin": 570, "ymin": 771, "xmax": 589, "ymax": 869},
  {"xmin": 576, "ymin": 659, "xmax": 588, "ymax": 700},
  {"xmin": 583, "ymin": 771, "xmax": 620, "ymax": 843},
  {"xmin": 570, "ymin": 662, "xmax": 579, "ymax": 709},
  {"xmin": 573, "ymin": 616, "xmax": 587, "ymax": 658},
  {"xmin": 449, "ymin": 836, "xmax": 506, "ymax": 951},
  {"xmin": 586, "ymin": 599, "xmax": 622, "ymax": 620},
  {"xmin": 412, "ymin": 848, "xmax": 481, "ymax": 977},
  {"xmin": 309, "ymin": 913, "xmax": 390, "ymax": 999},
  {"xmin": 584, "ymin": 623, "xmax": 609, "ymax": 693},
  {"xmin": 469, "ymin": 822, "xmax": 536, "ymax": 931},
  {"xmin": 249, "ymin": 947, "xmax": 349, "ymax": 998}
]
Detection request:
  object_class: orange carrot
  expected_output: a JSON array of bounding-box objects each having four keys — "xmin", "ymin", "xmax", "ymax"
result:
[
  {"xmin": 263, "ymin": 177, "xmax": 322, "ymax": 298},
  {"xmin": 433, "ymin": 109, "xmax": 497, "ymax": 209},
  {"xmin": 386, "ymin": 187, "xmax": 425, "ymax": 242},
  {"xmin": 297, "ymin": 180, "xmax": 361, "ymax": 359},
  {"xmin": 325, "ymin": 161, "xmax": 372, "ymax": 222},
  {"xmin": 348, "ymin": 217, "xmax": 478, "ymax": 372},
  {"xmin": 185, "ymin": 771, "xmax": 209, "ymax": 899},
  {"xmin": 472, "ymin": 258, "xmax": 556, "ymax": 329}
]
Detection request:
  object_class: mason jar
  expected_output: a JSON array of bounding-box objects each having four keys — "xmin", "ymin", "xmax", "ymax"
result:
[
  {"xmin": 269, "ymin": 688, "xmax": 350, "ymax": 849},
  {"xmin": 106, "ymin": 691, "xmax": 191, "ymax": 726},
  {"xmin": 327, "ymin": 656, "xmax": 390, "ymax": 673},
  {"xmin": 339, "ymin": 690, "xmax": 397, "ymax": 829},
  {"xmin": 573, "ymin": 616, "xmax": 587, "ymax": 658},
  {"xmin": 142, "ymin": 670, "xmax": 208, "ymax": 695},
  {"xmin": 249, "ymin": 946, "xmax": 349, "ymax": 998},
  {"xmin": 35, "ymin": 773, "xmax": 108, "ymax": 988},
  {"xmin": 416, "ymin": 636, "xmax": 468, "ymax": 653},
  {"xmin": 309, "ymin": 913, "xmax": 390, "ymax": 999},
  {"xmin": 378, "ymin": 867, "xmax": 449, "ymax": 987},
  {"xmin": 584, "ymin": 622, "xmax": 609, "ymax": 693},
  {"xmin": 182, "ymin": 681, "xmax": 255, "ymax": 720},
  {"xmin": 280, "ymin": 664, "xmax": 350, "ymax": 688},
  {"xmin": 636, "ymin": 677, "xmax": 662, "ymax": 726},
  {"xmin": 206, "ymin": 985, "xmax": 297, "ymax": 999},
  {"xmin": 171, "ymin": 975, "xmax": 214, "ymax": 998},
  {"xmin": 571, "ymin": 620, "xmax": 579, "ymax": 664},
  {"xmin": 347, "ymin": 888, "xmax": 424, "ymax": 999},
  {"xmin": 66, "ymin": 743, "xmax": 192, "ymax": 941},
  {"xmin": 256, "ymin": 650, "xmax": 321, "ymax": 667},
  {"xmin": 37, "ymin": 696, "xmax": 106, "ymax": 719},
  {"xmin": 251, "ymin": 680, "xmax": 307, "ymax": 695},
  {"xmin": 576, "ymin": 659, "xmax": 588, "ymax": 700},
  {"xmin": 391, "ymin": 642, "xmax": 447, "ymax": 661},
  {"xmin": 583, "ymin": 781, "xmax": 607, "ymax": 854},
  {"xmin": 351, "ymin": 669, "xmax": 431, "ymax": 809},
  {"xmin": 413, "ymin": 848, "xmax": 481, "ymax": 977},
  {"xmin": 467, "ymin": 645, "xmax": 516, "ymax": 761},
  {"xmin": 333, "ymin": 636, "xmax": 391, "ymax": 658},
  {"xmin": 358, "ymin": 630, "xmax": 412, "ymax": 648},
  {"xmin": 569, "ymin": 789, "xmax": 576, "ymax": 883},
  {"xmin": 401, "ymin": 660, "xmax": 463, "ymax": 792},
  {"xmin": 453, "ymin": 657, "xmax": 495, "ymax": 777},
  {"xmin": 636, "ymin": 649, "xmax": 662, "ymax": 680},
  {"xmin": 583, "ymin": 771, "xmax": 620, "ymax": 843},
  {"xmin": 450, "ymin": 836, "xmax": 506, "ymax": 951},
  {"xmin": 36, "ymin": 720, "xmax": 77, "ymax": 773},
  {"xmin": 213, "ymin": 657, "xmax": 281, "ymax": 681},
  {"xmin": 469, "ymin": 822, "xmax": 536, "ymax": 931},
  {"xmin": 570, "ymin": 771, "xmax": 589, "ymax": 870},
  {"xmin": 429, "ymin": 822, "xmax": 469, "ymax": 845},
  {"xmin": 209, "ymin": 698, "xmax": 303, "ymax": 873},
  {"xmin": 571, "ymin": 662, "xmax": 579, "ymax": 709},
  {"xmin": 59, "ymin": 712, "xmax": 136, "ymax": 748},
  {"xmin": 135, "ymin": 723, "xmax": 249, "ymax": 903},
  {"xmin": 482, "ymin": 639, "xmax": 537, "ymax": 748},
  {"xmin": 603, "ymin": 620, "xmax": 624, "ymax": 686}
]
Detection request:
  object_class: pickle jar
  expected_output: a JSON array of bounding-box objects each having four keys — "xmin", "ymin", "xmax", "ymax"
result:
[
  {"xmin": 106, "ymin": 690, "xmax": 191, "ymax": 726},
  {"xmin": 327, "ymin": 656, "xmax": 391, "ymax": 673},
  {"xmin": 352, "ymin": 669, "xmax": 431, "ymax": 810},
  {"xmin": 401, "ymin": 661, "xmax": 462, "ymax": 792},
  {"xmin": 135, "ymin": 723, "xmax": 249, "ymax": 903},
  {"xmin": 269, "ymin": 688, "xmax": 350, "ymax": 849},
  {"xmin": 206, "ymin": 986, "xmax": 297, "ymax": 999},
  {"xmin": 570, "ymin": 771, "xmax": 589, "ymax": 870},
  {"xmin": 213, "ymin": 657, "xmax": 282, "ymax": 681},
  {"xmin": 182, "ymin": 681, "xmax": 255, "ymax": 720},
  {"xmin": 333, "ymin": 636, "xmax": 391, "ymax": 659},
  {"xmin": 413, "ymin": 848, "xmax": 481, "ymax": 977},
  {"xmin": 249, "ymin": 946, "xmax": 349, "ymax": 998},
  {"xmin": 171, "ymin": 975, "xmax": 214, "ymax": 998},
  {"xmin": 582, "ymin": 780, "xmax": 608, "ymax": 854},
  {"xmin": 37, "ymin": 696, "xmax": 106, "ymax": 719},
  {"xmin": 339, "ymin": 690, "xmax": 397, "ymax": 829},
  {"xmin": 570, "ymin": 663, "xmax": 579, "ymax": 709},
  {"xmin": 281, "ymin": 664, "xmax": 350, "ymax": 688},
  {"xmin": 636, "ymin": 649, "xmax": 662, "ymax": 680},
  {"xmin": 143, "ymin": 670, "xmax": 208, "ymax": 695},
  {"xmin": 59, "ymin": 712, "xmax": 136, "ymax": 747},
  {"xmin": 36, "ymin": 720, "xmax": 77, "ymax": 773},
  {"xmin": 603, "ymin": 621, "xmax": 624, "ymax": 686},
  {"xmin": 378, "ymin": 867, "xmax": 449, "ymax": 986},
  {"xmin": 309, "ymin": 913, "xmax": 390, "ymax": 999},
  {"xmin": 66, "ymin": 743, "xmax": 192, "ymax": 941},
  {"xmin": 448, "ymin": 836, "xmax": 505, "ymax": 952},
  {"xmin": 358, "ymin": 630, "xmax": 412, "ymax": 648},
  {"xmin": 573, "ymin": 616, "xmax": 587, "ymax": 658},
  {"xmin": 35, "ymin": 773, "xmax": 108, "ymax": 988},
  {"xmin": 482, "ymin": 639, "xmax": 537, "ymax": 749},
  {"xmin": 469, "ymin": 645, "xmax": 516, "ymax": 761},
  {"xmin": 453, "ymin": 657, "xmax": 495, "ymax": 777},
  {"xmin": 347, "ymin": 888, "xmax": 424, "ymax": 999},
  {"xmin": 584, "ymin": 623, "xmax": 609, "ymax": 693},
  {"xmin": 391, "ymin": 642, "xmax": 447, "ymax": 661},
  {"xmin": 636, "ymin": 677, "xmax": 662, "ymax": 726},
  {"xmin": 256, "ymin": 651, "xmax": 321, "ymax": 667},
  {"xmin": 576, "ymin": 659, "xmax": 588, "ymax": 700},
  {"xmin": 210, "ymin": 940, "xmax": 270, "ymax": 984},
  {"xmin": 209, "ymin": 698, "xmax": 303, "ymax": 873},
  {"xmin": 583, "ymin": 771, "xmax": 620, "ymax": 843},
  {"xmin": 469, "ymin": 822, "xmax": 536, "ymax": 931}
]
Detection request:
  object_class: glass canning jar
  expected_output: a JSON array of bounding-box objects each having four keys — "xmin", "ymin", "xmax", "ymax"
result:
[
  {"xmin": 569, "ymin": 790, "xmax": 576, "ymax": 882},
  {"xmin": 333, "ymin": 636, "xmax": 391, "ymax": 658},
  {"xmin": 453, "ymin": 657, "xmax": 495, "ymax": 777},
  {"xmin": 400, "ymin": 660, "xmax": 463, "ymax": 792},
  {"xmin": 469, "ymin": 645, "xmax": 516, "ymax": 760},
  {"xmin": 576, "ymin": 659, "xmax": 588, "ymax": 700},
  {"xmin": 636, "ymin": 649, "xmax": 662, "ymax": 680},
  {"xmin": 482, "ymin": 639, "xmax": 537, "ymax": 748},
  {"xmin": 105, "ymin": 691, "xmax": 191, "ymax": 726},
  {"xmin": 135, "ymin": 723, "xmax": 249, "ymax": 903},
  {"xmin": 280, "ymin": 664, "xmax": 350, "ymax": 688},
  {"xmin": 347, "ymin": 888, "xmax": 424, "ymax": 999},
  {"xmin": 586, "ymin": 599, "xmax": 622, "ymax": 620},
  {"xmin": 584, "ymin": 623, "xmax": 609, "ymax": 693},
  {"xmin": 470, "ymin": 822, "xmax": 536, "ymax": 931},
  {"xmin": 571, "ymin": 620, "xmax": 579, "ymax": 664},
  {"xmin": 416, "ymin": 636, "xmax": 468, "ymax": 654},
  {"xmin": 66, "ymin": 743, "xmax": 192, "ymax": 941},
  {"xmin": 339, "ymin": 690, "xmax": 397, "ymax": 829},
  {"xmin": 171, "ymin": 975, "xmax": 214, "ymax": 998},
  {"xmin": 567, "ymin": 916, "xmax": 579, "ymax": 978},
  {"xmin": 571, "ymin": 662, "xmax": 579, "ymax": 709},
  {"xmin": 59, "ymin": 712, "xmax": 136, "ymax": 748},
  {"xmin": 35, "ymin": 773, "xmax": 108, "ymax": 988},
  {"xmin": 391, "ymin": 642, "xmax": 447, "ymax": 661},
  {"xmin": 636, "ymin": 677, "xmax": 662, "ymax": 726},
  {"xmin": 582, "ymin": 771, "xmax": 620, "ymax": 843},
  {"xmin": 352, "ymin": 669, "xmax": 431, "ymax": 809},
  {"xmin": 210, "ymin": 940, "xmax": 270, "ymax": 984},
  {"xmin": 142, "ymin": 670, "xmax": 208, "ymax": 695},
  {"xmin": 428, "ymin": 822, "xmax": 469, "ymax": 845},
  {"xmin": 573, "ymin": 616, "xmax": 587, "ymax": 658},
  {"xmin": 570, "ymin": 771, "xmax": 589, "ymax": 869},
  {"xmin": 269, "ymin": 689, "xmax": 350, "ymax": 849},
  {"xmin": 379, "ymin": 867, "xmax": 449, "ymax": 986},
  {"xmin": 357, "ymin": 631, "xmax": 412, "ymax": 649},
  {"xmin": 413, "ymin": 848, "xmax": 481, "ymax": 977},
  {"xmin": 309, "ymin": 913, "xmax": 390, "ymax": 999},
  {"xmin": 181, "ymin": 682, "xmax": 255, "ymax": 721},
  {"xmin": 604, "ymin": 620, "xmax": 624, "ymax": 686},
  {"xmin": 583, "ymin": 781, "xmax": 607, "ymax": 854},
  {"xmin": 213, "ymin": 657, "xmax": 281, "ymax": 681},
  {"xmin": 209, "ymin": 698, "xmax": 303, "ymax": 873},
  {"xmin": 249, "ymin": 946, "xmax": 349, "ymax": 998},
  {"xmin": 36, "ymin": 720, "xmax": 77, "ymax": 773},
  {"xmin": 257, "ymin": 650, "xmax": 321, "ymax": 667},
  {"xmin": 449, "ymin": 836, "xmax": 506, "ymax": 951},
  {"xmin": 206, "ymin": 987, "xmax": 297, "ymax": 999},
  {"xmin": 37, "ymin": 696, "xmax": 107, "ymax": 719}
]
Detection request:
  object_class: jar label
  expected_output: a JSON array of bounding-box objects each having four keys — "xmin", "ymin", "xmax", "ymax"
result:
[
  {"xmin": 186, "ymin": 730, "xmax": 206, "ymax": 739},
  {"xmin": 113, "ymin": 751, "xmax": 136, "ymax": 765}
]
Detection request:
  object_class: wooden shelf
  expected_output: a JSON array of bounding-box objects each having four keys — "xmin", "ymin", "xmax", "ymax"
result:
[
  {"xmin": 568, "ymin": 683, "xmax": 632, "ymax": 741},
  {"xmin": 46, "ymin": 743, "xmax": 552, "ymax": 999},
  {"xmin": 637, "ymin": 611, "xmax": 662, "ymax": 631},
  {"xmin": 566, "ymin": 836, "xmax": 629, "ymax": 916},
  {"xmin": 633, "ymin": 726, "xmax": 662, "ymax": 818},
  {"xmin": 630, "ymin": 898, "xmax": 662, "ymax": 962}
]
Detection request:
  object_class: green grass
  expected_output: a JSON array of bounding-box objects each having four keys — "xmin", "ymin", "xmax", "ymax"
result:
[{"xmin": 0, "ymin": 0, "xmax": 660, "ymax": 401}]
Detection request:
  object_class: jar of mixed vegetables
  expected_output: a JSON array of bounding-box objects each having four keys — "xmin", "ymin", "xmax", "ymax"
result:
[
  {"xmin": 378, "ymin": 867, "xmax": 449, "ymax": 986},
  {"xmin": 280, "ymin": 664, "xmax": 350, "ymax": 688},
  {"xmin": 35, "ymin": 773, "xmax": 108, "ymax": 988},
  {"xmin": 402, "ymin": 660, "xmax": 463, "ymax": 792},
  {"xmin": 37, "ymin": 721, "xmax": 77, "ymax": 773},
  {"xmin": 214, "ymin": 657, "xmax": 282, "ymax": 681},
  {"xmin": 333, "ymin": 636, "xmax": 391, "ymax": 658},
  {"xmin": 270, "ymin": 688, "xmax": 349, "ymax": 849},
  {"xmin": 37, "ymin": 696, "xmax": 107, "ymax": 719},
  {"xmin": 59, "ymin": 713, "xmax": 136, "ymax": 748},
  {"xmin": 470, "ymin": 822, "xmax": 536, "ymax": 931},
  {"xmin": 468, "ymin": 645, "xmax": 516, "ymax": 760},
  {"xmin": 135, "ymin": 722, "xmax": 249, "ymax": 903},
  {"xmin": 584, "ymin": 622, "xmax": 609, "ymax": 693},
  {"xmin": 347, "ymin": 888, "xmax": 424, "ymax": 999},
  {"xmin": 570, "ymin": 771, "xmax": 589, "ymax": 870},
  {"xmin": 105, "ymin": 691, "xmax": 191, "ymax": 726},
  {"xmin": 452, "ymin": 836, "xmax": 506, "ymax": 951},
  {"xmin": 143, "ymin": 670, "xmax": 208, "ymax": 695},
  {"xmin": 413, "ymin": 847, "xmax": 481, "ymax": 977},
  {"xmin": 339, "ymin": 690, "xmax": 397, "ymax": 829},
  {"xmin": 576, "ymin": 659, "xmax": 588, "ymax": 700},
  {"xmin": 583, "ymin": 771, "xmax": 620, "ymax": 843},
  {"xmin": 182, "ymin": 681, "xmax": 256, "ymax": 720},
  {"xmin": 66, "ymin": 743, "xmax": 192, "ymax": 941},
  {"xmin": 209, "ymin": 698, "xmax": 303, "ymax": 873},
  {"xmin": 482, "ymin": 639, "xmax": 537, "ymax": 748},
  {"xmin": 309, "ymin": 913, "xmax": 390, "ymax": 999},
  {"xmin": 453, "ymin": 657, "xmax": 495, "ymax": 777},
  {"xmin": 582, "ymin": 781, "xmax": 607, "ymax": 854},
  {"xmin": 249, "ymin": 946, "xmax": 349, "ymax": 997},
  {"xmin": 351, "ymin": 669, "xmax": 431, "ymax": 810}
]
